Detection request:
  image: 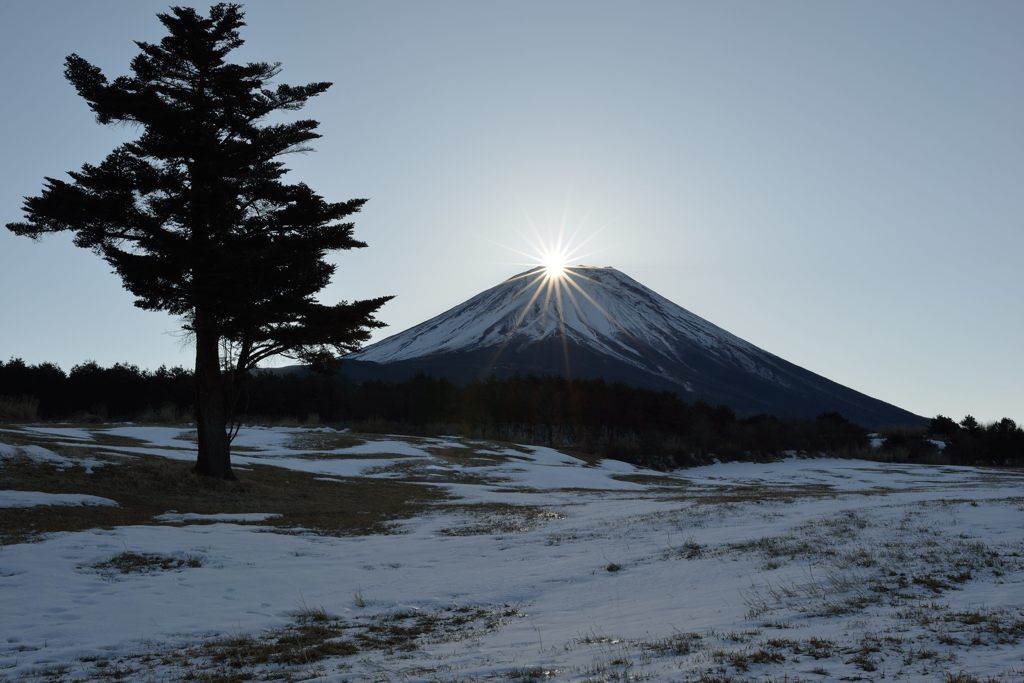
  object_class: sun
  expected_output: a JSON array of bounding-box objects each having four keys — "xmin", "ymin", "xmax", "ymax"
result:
[
  {"xmin": 484, "ymin": 218, "xmax": 617, "ymax": 381},
  {"xmin": 492, "ymin": 210, "xmax": 605, "ymax": 283},
  {"xmin": 541, "ymin": 249, "xmax": 569, "ymax": 279}
]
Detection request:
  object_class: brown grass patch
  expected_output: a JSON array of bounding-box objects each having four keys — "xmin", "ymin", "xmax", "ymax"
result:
[
  {"xmin": 0, "ymin": 426, "xmax": 170, "ymax": 453},
  {"xmin": 361, "ymin": 458, "xmax": 503, "ymax": 486},
  {"xmin": 0, "ymin": 451, "xmax": 447, "ymax": 544},
  {"xmin": 688, "ymin": 483, "xmax": 837, "ymax": 506},
  {"xmin": 435, "ymin": 503, "xmax": 564, "ymax": 536},
  {"xmin": 427, "ymin": 446, "xmax": 511, "ymax": 468},
  {"xmin": 612, "ymin": 473, "xmax": 691, "ymax": 489},
  {"xmin": 82, "ymin": 604, "xmax": 526, "ymax": 682},
  {"xmin": 285, "ymin": 430, "xmax": 365, "ymax": 452},
  {"xmin": 92, "ymin": 551, "xmax": 202, "ymax": 575}
]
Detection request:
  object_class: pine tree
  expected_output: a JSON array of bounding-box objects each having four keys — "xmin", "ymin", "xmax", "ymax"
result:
[{"xmin": 7, "ymin": 4, "xmax": 391, "ymax": 479}]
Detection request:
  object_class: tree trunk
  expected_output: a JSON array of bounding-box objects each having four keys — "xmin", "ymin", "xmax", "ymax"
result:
[{"xmin": 192, "ymin": 319, "xmax": 235, "ymax": 479}]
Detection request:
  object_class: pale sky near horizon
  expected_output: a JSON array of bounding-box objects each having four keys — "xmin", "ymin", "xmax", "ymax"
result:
[{"xmin": 1, "ymin": 1, "xmax": 1022, "ymax": 424}]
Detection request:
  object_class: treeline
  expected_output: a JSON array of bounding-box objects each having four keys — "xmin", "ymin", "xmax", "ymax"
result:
[
  {"xmin": 332, "ymin": 374, "xmax": 873, "ymax": 469},
  {"xmin": 2, "ymin": 358, "xmax": 1022, "ymax": 469},
  {"xmin": 856, "ymin": 415, "xmax": 1024, "ymax": 468},
  {"xmin": 0, "ymin": 359, "xmax": 192, "ymax": 421}
]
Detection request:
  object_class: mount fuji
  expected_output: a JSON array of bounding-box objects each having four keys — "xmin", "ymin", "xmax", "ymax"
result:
[{"xmin": 342, "ymin": 266, "xmax": 923, "ymax": 428}]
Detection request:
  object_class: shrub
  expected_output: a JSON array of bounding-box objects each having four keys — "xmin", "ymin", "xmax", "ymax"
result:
[{"xmin": 0, "ymin": 395, "xmax": 39, "ymax": 421}]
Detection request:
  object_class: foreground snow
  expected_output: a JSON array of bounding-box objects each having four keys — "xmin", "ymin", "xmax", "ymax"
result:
[
  {"xmin": 1, "ymin": 425, "xmax": 1023, "ymax": 681},
  {"xmin": 0, "ymin": 490, "xmax": 118, "ymax": 509}
]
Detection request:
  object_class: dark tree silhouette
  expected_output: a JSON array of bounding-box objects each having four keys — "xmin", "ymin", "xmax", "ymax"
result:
[
  {"xmin": 6, "ymin": 4, "xmax": 391, "ymax": 479},
  {"xmin": 959, "ymin": 414, "xmax": 982, "ymax": 436},
  {"xmin": 928, "ymin": 414, "xmax": 960, "ymax": 438}
]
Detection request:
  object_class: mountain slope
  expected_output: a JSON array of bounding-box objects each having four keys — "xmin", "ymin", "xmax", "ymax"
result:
[{"xmin": 345, "ymin": 266, "xmax": 923, "ymax": 427}]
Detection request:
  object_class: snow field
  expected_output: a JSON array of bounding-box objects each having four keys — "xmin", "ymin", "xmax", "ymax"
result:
[{"xmin": 0, "ymin": 425, "xmax": 1022, "ymax": 681}]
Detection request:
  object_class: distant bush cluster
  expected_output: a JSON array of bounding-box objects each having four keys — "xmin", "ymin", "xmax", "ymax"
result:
[
  {"xmin": 901, "ymin": 415, "xmax": 1024, "ymax": 467},
  {"xmin": 2, "ymin": 358, "xmax": 1021, "ymax": 469},
  {"xmin": 0, "ymin": 359, "xmax": 192, "ymax": 422},
  {"xmin": 343, "ymin": 374, "xmax": 874, "ymax": 469}
]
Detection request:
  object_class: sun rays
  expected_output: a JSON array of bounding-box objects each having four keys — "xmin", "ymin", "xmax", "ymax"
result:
[
  {"xmin": 540, "ymin": 248, "xmax": 568, "ymax": 280},
  {"xmin": 483, "ymin": 218, "xmax": 619, "ymax": 380}
]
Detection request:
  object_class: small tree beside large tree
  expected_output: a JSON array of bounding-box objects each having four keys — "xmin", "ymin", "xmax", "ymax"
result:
[{"xmin": 7, "ymin": 3, "xmax": 391, "ymax": 479}]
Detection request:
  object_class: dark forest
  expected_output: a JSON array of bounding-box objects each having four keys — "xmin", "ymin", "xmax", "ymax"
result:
[{"xmin": 2, "ymin": 358, "xmax": 1021, "ymax": 469}]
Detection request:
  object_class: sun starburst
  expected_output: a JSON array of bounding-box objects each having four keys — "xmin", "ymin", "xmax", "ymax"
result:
[
  {"xmin": 482, "ymin": 214, "xmax": 616, "ymax": 380},
  {"xmin": 540, "ymin": 248, "xmax": 569, "ymax": 280}
]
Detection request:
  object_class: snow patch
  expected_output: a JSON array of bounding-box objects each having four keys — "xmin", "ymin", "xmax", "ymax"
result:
[
  {"xmin": 153, "ymin": 512, "xmax": 282, "ymax": 523},
  {"xmin": 0, "ymin": 442, "xmax": 106, "ymax": 472},
  {"xmin": 0, "ymin": 490, "xmax": 118, "ymax": 508},
  {"xmin": 4, "ymin": 427, "xmax": 1023, "ymax": 681}
]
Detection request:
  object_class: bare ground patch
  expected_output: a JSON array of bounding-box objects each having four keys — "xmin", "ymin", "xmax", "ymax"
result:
[
  {"xmin": 362, "ymin": 458, "xmax": 506, "ymax": 486},
  {"xmin": 0, "ymin": 450, "xmax": 447, "ymax": 544},
  {"xmin": 435, "ymin": 502, "xmax": 565, "ymax": 536},
  {"xmin": 41, "ymin": 603, "xmax": 528, "ymax": 683},
  {"xmin": 89, "ymin": 550, "xmax": 203, "ymax": 577},
  {"xmin": 428, "ymin": 445, "xmax": 513, "ymax": 467},
  {"xmin": 284, "ymin": 430, "xmax": 366, "ymax": 453}
]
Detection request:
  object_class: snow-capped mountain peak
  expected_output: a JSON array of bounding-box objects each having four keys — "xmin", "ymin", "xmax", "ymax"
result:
[
  {"xmin": 351, "ymin": 266, "xmax": 767, "ymax": 379},
  {"xmin": 344, "ymin": 265, "xmax": 922, "ymax": 427}
]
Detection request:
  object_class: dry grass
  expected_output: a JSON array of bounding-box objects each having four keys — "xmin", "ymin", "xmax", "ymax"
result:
[
  {"xmin": 0, "ymin": 448, "xmax": 447, "ymax": 544},
  {"xmin": 641, "ymin": 631, "xmax": 702, "ymax": 656},
  {"xmin": 0, "ymin": 426, "xmax": 170, "ymax": 453},
  {"xmin": 67, "ymin": 604, "xmax": 527, "ymax": 682},
  {"xmin": 696, "ymin": 483, "xmax": 838, "ymax": 504},
  {"xmin": 0, "ymin": 396, "xmax": 39, "ymax": 421},
  {"xmin": 612, "ymin": 473, "xmax": 692, "ymax": 489},
  {"xmin": 427, "ymin": 445, "xmax": 512, "ymax": 467},
  {"xmin": 361, "ymin": 458, "xmax": 502, "ymax": 485},
  {"xmin": 284, "ymin": 430, "xmax": 365, "ymax": 452},
  {"xmin": 92, "ymin": 551, "xmax": 202, "ymax": 575},
  {"xmin": 435, "ymin": 502, "xmax": 564, "ymax": 536}
]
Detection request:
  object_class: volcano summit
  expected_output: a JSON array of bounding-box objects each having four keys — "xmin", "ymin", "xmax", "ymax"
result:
[{"xmin": 344, "ymin": 266, "xmax": 922, "ymax": 428}]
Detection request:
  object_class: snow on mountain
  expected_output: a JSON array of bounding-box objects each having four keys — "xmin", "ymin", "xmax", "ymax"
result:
[
  {"xmin": 351, "ymin": 266, "xmax": 776, "ymax": 380},
  {"xmin": 344, "ymin": 265, "xmax": 923, "ymax": 427}
]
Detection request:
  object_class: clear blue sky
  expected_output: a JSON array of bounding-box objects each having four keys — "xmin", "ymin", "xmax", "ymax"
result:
[{"xmin": 1, "ymin": 1, "xmax": 1022, "ymax": 424}]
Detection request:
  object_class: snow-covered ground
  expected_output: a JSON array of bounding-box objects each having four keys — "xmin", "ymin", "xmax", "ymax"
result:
[
  {"xmin": 1, "ymin": 425, "xmax": 1022, "ymax": 681},
  {"xmin": 0, "ymin": 490, "xmax": 118, "ymax": 509}
]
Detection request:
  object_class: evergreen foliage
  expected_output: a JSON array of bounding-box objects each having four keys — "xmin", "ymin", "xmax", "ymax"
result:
[
  {"xmin": 5, "ymin": 5, "xmax": 389, "ymax": 478},
  {"xmin": 4, "ymin": 358, "xmax": 1022, "ymax": 469}
]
